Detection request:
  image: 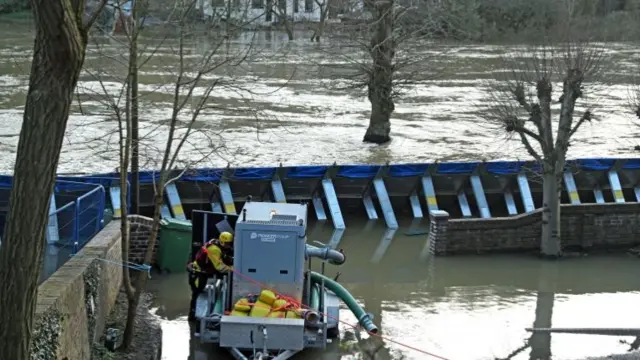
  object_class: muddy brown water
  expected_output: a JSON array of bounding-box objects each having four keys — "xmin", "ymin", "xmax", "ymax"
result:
[
  {"xmin": 2, "ymin": 20, "xmax": 640, "ymax": 360},
  {"xmin": 145, "ymin": 217, "xmax": 640, "ymax": 360}
]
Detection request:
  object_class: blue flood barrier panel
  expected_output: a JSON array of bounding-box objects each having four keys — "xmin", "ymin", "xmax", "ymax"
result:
[
  {"xmin": 219, "ymin": 180, "xmax": 236, "ymax": 215},
  {"xmin": 437, "ymin": 162, "xmax": 478, "ymax": 175},
  {"xmin": 161, "ymin": 204, "xmax": 172, "ymax": 219},
  {"xmin": 504, "ymin": 189, "xmax": 518, "ymax": 216},
  {"xmin": 593, "ymin": 187, "xmax": 605, "ymax": 204},
  {"xmin": 286, "ymin": 166, "xmax": 329, "ymax": 179},
  {"xmin": 311, "ymin": 193, "xmax": 327, "ymax": 221},
  {"xmin": 577, "ymin": 158, "xmax": 615, "ymax": 171},
  {"xmin": 470, "ymin": 175, "xmax": 491, "ymax": 218},
  {"xmin": 563, "ymin": 171, "xmax": 581, "ymax": 204},
  {"xmin": 233, "ymin": 167, "xmax": 275, "ymax": 180},
  {"xmin": 389, "ymin": 164, "xmax": 429, "ymax": 177},
  {"xmin": 623, "ymin": 159, "xmax": 640, "ymax": 170},
  {"xmin": 409, "ymin": 190, "xmax": 423, "ymax": 218},
  {"xmin": 337, "ymin": 165, "xmax": 379, "ymax": 179},
  {"xmin": 608, "ymin": 170, "xmax": 625, "ymax": 203},
  {"xmin": 46, "ymin": 194, "xmax": 59, "ymax": 244},
  {"xmin": 110, "ymin": 186, "xmax": 122, "ymax": 218},
  {"xmin": 486, "ymin": 161, "xmax": 523, "ymax": 175},
  {"xmin": 165, "ymin": 183, "xmax": 186, "ymax": 221},
  {"xmin": 211, "ymin": 201, "xmax": 223, "ymax": 213},
  {"xmin": 271, "ymin": 178, "xmax": 286, "ymax": 203},
  {"xmin": 322, "ymin": 178, "xmax": 345, "ymax": 229},
  {"xmin": 370, "ymin": 228, "xmax": 397, "ymax": 264},
  {"xmin": 457, "ymin": 191, "xmax": 472, "ymax": 217},
  {"xmin": 362, "ymin": 194, "xmax": 378, "ymax": 220},
  {"xmin": 373, "ymin": 178, "xmax": 398, "ymax": 229},
  {"xmin": 517, "ymin": 173, "xmax": 535, "ymax": 212},
  {"xmin": 421, "ymin": 176, "xmax": 439, "ymax": 212}
]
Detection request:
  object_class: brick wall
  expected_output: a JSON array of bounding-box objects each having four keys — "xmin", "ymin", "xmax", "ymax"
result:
[
  {"xmin": 33, "ymin": 221, "xmax": 122, "ymax": 359},
  {"xmin": 128, "ymin": 215, "xmax": 159, "ymax": 264},
  {"xmin": 428, "ymin": 202, "xmax": 640, "ymax": 255}
]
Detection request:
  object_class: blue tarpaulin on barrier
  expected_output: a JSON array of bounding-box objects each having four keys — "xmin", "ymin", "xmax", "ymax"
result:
[
  {"xmin": 437, "ymin": 162, "xmax": 478, "ymax": 174},
  {"xmin": 486, "ymin": 161, "xmax": 524, "ymax": 175},
  {"xmin": 0, "ymin": 175, "xmax": 11, "ymax": 188},
  {"xmin": 287, "ymin": 166, "xmax": 329, "ymax": 178},
  {"xmin": 622, "ymin": 159, "xmax": 640, "ymax": 170},
  {"xmin": 233, "ymin": 167, "xmax": 275, "ymax": 180},
  {"xmin": 337, "ymin": 165, "xmax": 380, "ymax": 179},
  {"xmin": 576, "ymin": 158, "xmax": 616, "ymax": 171},
  {"xmin": 181, "ymin": 169, "xmax": 223, "ymax": 182},
  {"xmin": 389, "ymin": 164, "xmax": 429, "ymax": 177}
]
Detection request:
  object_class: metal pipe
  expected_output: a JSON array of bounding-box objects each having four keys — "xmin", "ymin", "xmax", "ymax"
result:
[
  {"xmin": 305, "ymin": 245, "xmax": 345, "ymax": 265},
  {"xmin": 229, "ymin": 348, "xmax": 248, "ymax": 360}
]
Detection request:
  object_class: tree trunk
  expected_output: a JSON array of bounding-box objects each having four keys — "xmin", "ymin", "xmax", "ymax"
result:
[
  {"xmin": 540, "ymin": 172, "xmax": 562, "ymax": 257},
  {"xmin": 310, "ymin": 2, "xmax": 328, "ymax": 42},
  {"xmin": 130, "ymin": 1, "xmax": 140, "ymax": 215},
  {"xmin": 0, "ymin": 1, "xmax": 87, "ymax": 357},
  {"xmin": 363, "ymin": 0, "xmax": 394, "ymax": 145},
  {"xmin": 122, "ymin": 295, "xmax": 139, "ymax": 347}
]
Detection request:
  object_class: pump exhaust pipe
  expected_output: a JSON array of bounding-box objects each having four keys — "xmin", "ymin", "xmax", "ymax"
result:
[{"xmin": 305, "ymin": 245, "xmax": 345, "ymax": 265}]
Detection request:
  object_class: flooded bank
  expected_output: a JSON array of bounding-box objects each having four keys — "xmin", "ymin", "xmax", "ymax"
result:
[{"xmin": 145, "ymin": 217, "xmax": 640, "ymax": 360}]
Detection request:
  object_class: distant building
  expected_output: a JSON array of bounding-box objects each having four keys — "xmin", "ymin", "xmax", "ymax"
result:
[{"xmin": 196, "ymin": 0, "xmax": 327, "ymax": 25}]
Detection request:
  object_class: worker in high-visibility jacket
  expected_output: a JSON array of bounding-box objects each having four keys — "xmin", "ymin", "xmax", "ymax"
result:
[{"xmin": 187, "ymin": 231, "xmax": 234, "ymax": 322}]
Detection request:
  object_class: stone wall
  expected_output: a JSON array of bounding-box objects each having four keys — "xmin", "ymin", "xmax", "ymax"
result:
[
  {"xmin": 128, "ymin": 215, "xmax": 158, "ymax": 264},
  {"xmin": 32, "ymin": 221, "xmax": 122, "ymax": 360},
  {"xmin": 427, "ymin": 202, "xmax": 640, "ymax": 255}
]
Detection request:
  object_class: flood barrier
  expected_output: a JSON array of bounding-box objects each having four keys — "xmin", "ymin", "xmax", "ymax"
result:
[
  {"xmin": 0, "ymin": 176, "xmax": 107, "ymax": 283},
  {"xmin": 52, "ymin": 158, "xmax": 640, "ymax": 230}
]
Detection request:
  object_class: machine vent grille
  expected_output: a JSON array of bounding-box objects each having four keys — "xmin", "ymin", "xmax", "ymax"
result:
[
  {"xmin": 271, "ymin": 214, "xmax": 297, "ymax": 221},
  {"xmin": 245, "ymin": 219, "xmax": 299, "ymax": 226}
]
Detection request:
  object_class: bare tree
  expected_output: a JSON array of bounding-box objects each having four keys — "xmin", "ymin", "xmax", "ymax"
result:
[
  {"xmin": 0, "ymin": 0, "xmax": 108, "ymax": 358},
  {"xmin": 487, "ymin": 40, "xmax": 604, "ymax": 257},
  {"xmin": 81, "ymin": 0, "xmax": 264, "ymax": 349},
  {"xmin": 326, "ymin": 0, "xmax": 446, "ymax": 144},
  {"xmin": 271, "ymin": 0, "xmax": 295, "ymax": 40}
]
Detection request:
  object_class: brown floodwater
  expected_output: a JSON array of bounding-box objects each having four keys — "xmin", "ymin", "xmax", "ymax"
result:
[{"xmin": 145, "ymin": 216, "xmax": 640, "ymax": 360}]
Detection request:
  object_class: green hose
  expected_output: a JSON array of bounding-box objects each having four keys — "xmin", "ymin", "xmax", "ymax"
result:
[
  {"xmin": 310, "ymin": 271, "xmax": 378, "ymax": 334},
  {"xmin": 310, "ymin": 283, "xmax": 320, "ymax": 311}
]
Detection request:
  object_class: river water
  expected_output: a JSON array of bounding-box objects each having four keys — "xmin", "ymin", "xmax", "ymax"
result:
[
  {"xmin": 145, "ymin": 217, "xmax": 640, "ymax": 360},
  {"xmin": 2, "ymin": 20, "xmax": 640, "ymax": 360}
]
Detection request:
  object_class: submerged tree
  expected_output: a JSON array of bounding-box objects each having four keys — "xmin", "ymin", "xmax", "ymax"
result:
[
  {"xmin": 331, "ymin": 0, "xmax": 446, "ymax": 144},
  {"xmin": 0, "ymin": 0, "xmax": 107, "ymax": 358},
  {"xmin": 487, "ymin": 41, "xmax": 604, "ymax": 256}
]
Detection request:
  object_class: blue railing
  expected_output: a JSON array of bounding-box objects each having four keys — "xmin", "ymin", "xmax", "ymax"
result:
[{"xmin": 39, "ymin": 181, "xmax": 107, "ymax": 283}]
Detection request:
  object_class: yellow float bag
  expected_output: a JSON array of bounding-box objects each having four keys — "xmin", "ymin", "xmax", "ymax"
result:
[
  {"xmin": 230, "ymin": 310, "xmax": 249, "ymax": 317},
  {"xmin": 258, "ymin": 290, "xmax": 277, "ymax": 306},
  {"xmin": 269, "ymin": 310, "xmax": 286, "ymax": 318},
  {"xmin": 272, "ymin": 299, "xmax": 288, "ymax": 309},
  {"xmin": 234, "ymin": 298, "xmax": 252, "ymax": 312},
  {"xmin": 285, "ymin": 310, "xmax": 302, "ymax": 319},
  {"xmin": 249, "ymin": 300, "xmax": 271, "ymax": 318}
]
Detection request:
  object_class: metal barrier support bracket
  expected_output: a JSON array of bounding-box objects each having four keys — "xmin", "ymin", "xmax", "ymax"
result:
[
  {"xmin": 373, "ymin": 164, "xmax": 398, "ymax": 229},
  {"xmin": 220, "ymin": 167, "xmax": 237, "ymax": 215},
  {"xmin": 517, "ymin": 172, "xmax": 535, "ymax": 212},
  {"xmin": 322, "ymin": 165, "xmax": 345, "ymax": 229},
  {"xmin": 563, "ymin": 171, "xmax": 581, "ymax": 205},
  {"xmin": 165, "ymin": 183, "xmax": 186, "ymax": 220},
  {"xmin": 421, "ymin": 165, "xmax": 439, "ymax": 212},
  {"xmin": 593, "ymin": 185, "xmax": 605, "ymax": 204},
  {"xmin": 608, "ymin": 169, "xmax": 625, "ymax": 203},
  {"xmin": 471, "ymin": 163, "xmax": 491, "ymax": 218},
  {"xmin": 110, "ymin": 186, "xmax": 122, "ymax": 218},
  {"xmin": 271, "ymin": 165, "xmax": 287, "ymax": 203}
]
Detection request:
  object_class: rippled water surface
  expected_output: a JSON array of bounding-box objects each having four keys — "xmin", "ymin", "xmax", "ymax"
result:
[
  {"xmin": 146, "ymin": 218, "xmax": 640, "ymax": 360},
  {"xmin": 1, "ymin": 22, "xmax": 640, "ymax": 174}
]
